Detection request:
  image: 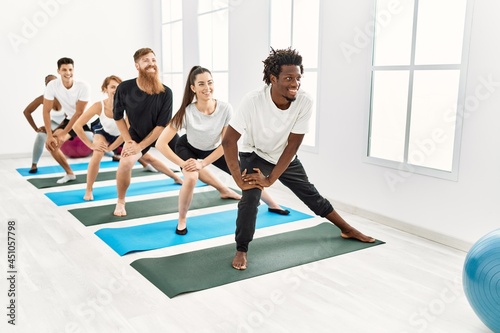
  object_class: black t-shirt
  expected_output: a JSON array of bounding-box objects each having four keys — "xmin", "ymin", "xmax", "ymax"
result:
[{"xmin": 113, "ymin": 78, "xmax": 173, "ymax": 142}]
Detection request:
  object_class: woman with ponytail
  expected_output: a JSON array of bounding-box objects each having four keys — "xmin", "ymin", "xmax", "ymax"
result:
[{"xmin": 156, "ymin": 66, "xmax": 289, "ymax": 235}]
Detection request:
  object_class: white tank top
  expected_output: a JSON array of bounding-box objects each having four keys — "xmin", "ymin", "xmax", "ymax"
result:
[{"xmin": 99, "ymin": 100, "xmax": 121, "ymax": 136}]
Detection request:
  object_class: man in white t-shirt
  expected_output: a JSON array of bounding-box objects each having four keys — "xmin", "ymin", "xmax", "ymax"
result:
[
  {"xmin": 222, "ymin": 48, "xmax": 375, "ymax": 270},
  {"xmin": 43, "ymin": 57, "xmax": 91, "ymax": 184}
]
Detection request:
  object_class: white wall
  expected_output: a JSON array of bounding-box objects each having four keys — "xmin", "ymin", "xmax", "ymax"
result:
[{"xmin": 1, "ymin": 0, "xmax": 162, "ymax": 157}]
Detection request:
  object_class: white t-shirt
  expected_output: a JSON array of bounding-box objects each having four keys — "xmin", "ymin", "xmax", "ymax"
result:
[
  {"xmin": 180, "ymin": 100, "xmax": 233, "ymax": 151},
  {"xmin": 44, "ymin": 78, "xmax": 90, "ymax": 119},
  {"xmin": 229, "ymin": 85, "xmax": 312, "ymax": 164},
  {"xmin": 50, "ymin": 108, "xmax": 65, "ymax": 124}
]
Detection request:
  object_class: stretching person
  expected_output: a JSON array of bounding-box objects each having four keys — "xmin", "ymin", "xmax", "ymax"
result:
[
  {"xmin": 113, "ymin": 48, "xmax": 182, "ymax": 216},
  {"xmin": 23, "ymin": 74, "xmax": 64, "ymax": 173},
  {"xmin": 73, "ymin": 75, "xmax": 126, "ymax": 200},
  {"xmin": 42, "ymin": 57, "xmax": 91, "ymax": 184},
  {"xmin": 156, "ymin": 66, "xmax": 289, "ymax": 235},
  {"xmin": 222, "ymin": 48, "xmax": 375, "ymax": 270},
  {"xmin": 74, "ymin": 75, "xmax": 171, "ymax": 200}
]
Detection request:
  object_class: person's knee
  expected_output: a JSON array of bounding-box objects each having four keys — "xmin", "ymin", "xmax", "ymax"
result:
[
  {"xmin": 240, "ymin": 189, "xmax": 261, "ymax": 206},
  {"xmin": 118, "ymin": 155, "xmax": 138, "ymax": 170},
  {"xmin": 92, "ymin": 150, "xmax": 105, "ymax": 159},
  {"xmin": 35, "ymin": 132, "xmax": 47, "ymax": 142},
  {"xmin": 182, "ymin": 171, "xmax": 199, "ymax": 185}
]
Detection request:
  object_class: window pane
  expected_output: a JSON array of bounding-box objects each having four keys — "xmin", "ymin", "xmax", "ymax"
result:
[
  {"xmin": 163, "ymin": 73, "xmax": 184, "ymax": 115},
  {"xmin": 198, "ymin": 0, "xmax": 214, "ymax": 13},
  {"xmin": 300, "ymin": 71, "xmax": 317, "ymax": 147},
  {"xmin": 293, "ymin": 0, "xmax": 319, "ymax": 67},
  {"xmin": 373, "ymin": 0, "xmax": 414, "ymax": 66},
  {"xmin": 198, "ymin": 0, "xmax": 228, "ymax": 13},
  {"xmin": 162, "ymin": 0, "xmax": 183, "ymax": 23},
  {"xmin": 414, "ymin": 0, "xmax": 467, "ymax": 65},
  {"xmin": 369, "ymin": 71, "xmax": 410, "ymax": 162},
  {"xmin": 212, "ymin": 9, "xmax": 228, "ymax": 71},
  {"xmin": 162, "ymin": 22, "xmax": 183, "ymax": 72},
  {"xmin": 408, "ymin": 70, "xmax": 460, "ymax": 170},
  {"xmin": 270, "ymin": 0, "xmax": 292, "ymax": 49},
  {"xmin": 198, "ymin": 14, "xmax": 213, "ymax": 67}
]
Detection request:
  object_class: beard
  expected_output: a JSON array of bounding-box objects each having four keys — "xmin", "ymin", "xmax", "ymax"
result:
[{"xmin": 137, "ymin": 66, "xmax": 165, "ymax": 95}]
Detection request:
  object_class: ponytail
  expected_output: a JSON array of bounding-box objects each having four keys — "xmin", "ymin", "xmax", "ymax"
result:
[{"xmin": 170, "ymin": 66, "xmax": 212, "ymax": 129}]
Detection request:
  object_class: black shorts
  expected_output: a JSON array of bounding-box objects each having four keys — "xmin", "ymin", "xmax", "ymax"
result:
[
  {"xmin": 90, "ymin": 118, "xmax": 119, "ymax": 145},
  {"xmin": 56, "ymin": 118, "xmax": 90, "ymax": 140},
  {"xmin": 175, "ymin": 134, "xmax": 230, "ymax": 173}
]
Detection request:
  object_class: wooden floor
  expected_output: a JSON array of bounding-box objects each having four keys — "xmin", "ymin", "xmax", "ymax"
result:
[{"xmin": 0, "ymin": 152, "xmax": 491, "ymax": 333}]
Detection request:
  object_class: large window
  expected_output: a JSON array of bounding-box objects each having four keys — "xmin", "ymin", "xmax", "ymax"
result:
[
  {"xmin": 161, "ymin": 0, "xmax": 184, "ymax": 113},
  {"xmin": 367, "ymin": 0, "xmax": 474, "ymax": 180},
  {"xmin": 198, "ymin": 0, "xmax": 229, "ymax": 102},
  {"xmin": 270, "ymin": 0, "xmax": 320, "ymax": 148}
]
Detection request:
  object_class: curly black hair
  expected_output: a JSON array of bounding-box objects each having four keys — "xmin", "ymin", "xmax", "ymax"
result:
[{"xmin": 262, "ymin": 47, "xmax": 303, "ymax": 85}]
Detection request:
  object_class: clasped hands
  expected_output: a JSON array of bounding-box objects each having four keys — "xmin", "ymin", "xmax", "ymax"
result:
[
  {"xmin": 240, "ymin": 168, "xmax": 271, "ymax": 190},
  {"xmin": 181, "ymin": 158, "xmax": 204, "ymax": 172},
  {"xmin": 45, "ymin": 132, "xmax": 65, "ymax": 152},
  {"xmin": 121, "ymin": 140, "xmax": 141, "ymax": 157}
]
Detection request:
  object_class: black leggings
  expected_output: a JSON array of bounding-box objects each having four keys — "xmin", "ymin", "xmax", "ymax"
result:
[
  {"xmin": 235, "ymin": 152, "xmax": 334, "ymax": 252},
  {"xmin": 174, "ymin": 134, "xmax": 230, "ymax": 173}
]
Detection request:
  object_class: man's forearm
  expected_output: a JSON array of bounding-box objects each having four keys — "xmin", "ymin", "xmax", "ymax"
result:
[
  {"xmin": 115, "ymin": 119, "xmax": 132, "ymax": 141},
  {"xmin": 139, "ymin": 126, "xmax": 164, "ymax": 150},
  {"xmin": 267, "ymin": 133, "xmax": 304, "ymax": 183}
]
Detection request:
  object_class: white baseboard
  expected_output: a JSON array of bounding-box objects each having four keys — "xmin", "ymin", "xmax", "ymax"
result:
[
  {"xmin": 0, "ymin": 152, "xmax": 32, "ymax": 160},
  {"xmin": 330, "ymin": 199, "xmax": 473, "ymax": 252}
]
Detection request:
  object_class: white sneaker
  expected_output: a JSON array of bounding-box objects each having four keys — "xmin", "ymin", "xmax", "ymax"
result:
[
  {"xmin": 57, "ymin": 174, "xmax": 76, "ymax": 184},
  {"xmin": 144, "ymin": 164, "xmax": 158, "ymax": 173}
]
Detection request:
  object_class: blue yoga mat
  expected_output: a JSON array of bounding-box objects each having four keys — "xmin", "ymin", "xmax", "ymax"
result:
[
  {"xmin": 17, "ymin": 160, "xmax": 120, "ymax": 176},
  {"xmin": 95, "ymin": 206, "xmax": 313, "ymax": 256},
  {"xmin": 45, "ymin": 178, "xmax": 205, "ymax": 206}
]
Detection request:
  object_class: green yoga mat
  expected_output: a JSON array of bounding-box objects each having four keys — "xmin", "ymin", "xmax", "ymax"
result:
[
  {"xmin": 130, "ymin": 222, "xmax": 385, "ymax": 298},
  {"xmin": 28, "ymin": 168, "xmax": 164, "ymax": 189},
  {"xmin": 69, "ymin": 190, "xmax": 239, "ymax": 226}
]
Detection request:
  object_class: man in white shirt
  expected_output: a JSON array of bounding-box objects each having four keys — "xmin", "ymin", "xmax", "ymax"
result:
[
  {"xmin": 43, "ymin": 57, "xmax": 90, "ymax": 184},
  {"xmin": 222, "ymin": 48, "xmax": 375, "ymax": 270}
]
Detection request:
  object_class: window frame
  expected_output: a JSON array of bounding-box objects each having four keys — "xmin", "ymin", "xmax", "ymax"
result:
[
  {"xmin": 160, "ymin": 0, "xmax": 184, "ymax": 114},
  {"xmin": 197, "ymin": 2, "xmax": 229, "ymax": 102},
  {"xmin": 364, "ymin": 0, "xmax": 475, "ymax": 181}
]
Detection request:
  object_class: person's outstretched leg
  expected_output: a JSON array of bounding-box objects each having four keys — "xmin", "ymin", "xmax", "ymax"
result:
[
  {"xmin": 326, "ymin": 210, "xmax": 375, "ymax": 242},
  {"xmin": 141, "ymin": 153, "xmax": 183, "ymax": 184},
  {"xmin": 114, "ymin": 152, "xmax": 141, "ymax": 216},
  {"xmin": 279, "ymin": 157, "xmax": 375, "ymax": 243},
  {"xmin": 198, "ymin": 168, "xmax": 241, "ymax": 200},
  {"xmin": 260, "ymin": 190, "xmax": 289, "ymax": 215}
]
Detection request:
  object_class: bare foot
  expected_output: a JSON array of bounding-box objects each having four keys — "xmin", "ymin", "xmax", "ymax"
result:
[
  {"xmin": 341, "ymin": 228, "xmax": 375, "ymax": 243},
  {"xmin": 113, "ymin": 201, "xmax": 127, "ymax": 217},
  {"xmin": 220, "ymin": 188, "xmax": 241, "ymax": 200},
  {"xmin": 232, "ymin": 251, "xmax": 247, "ymax": 270},
  {"xmin": 83, "ymin": 191, "xmax": 94, "ymax": 201},
  {"xmin": 174, "ymin": 177, "xmax": 183, "ymax": 185}
]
